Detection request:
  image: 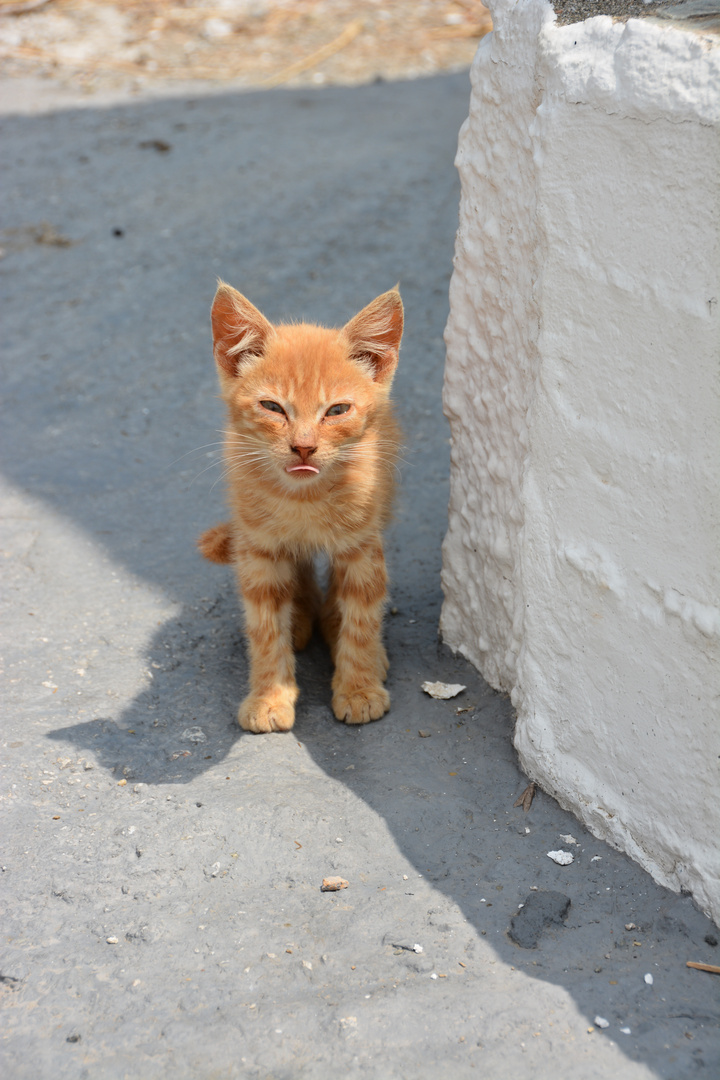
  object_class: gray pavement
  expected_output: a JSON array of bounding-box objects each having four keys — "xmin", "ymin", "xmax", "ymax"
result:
[{"xmin": 1, "ymin": 72, "xmax": 718, "ymax": 1080}]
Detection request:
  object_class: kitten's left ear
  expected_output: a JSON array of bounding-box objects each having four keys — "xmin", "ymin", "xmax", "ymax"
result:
[{"xmin": 343, "ymin": 288, "xmax": 403, "ymax": 386}]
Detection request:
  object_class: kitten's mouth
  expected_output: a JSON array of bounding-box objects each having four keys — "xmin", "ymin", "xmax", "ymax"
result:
[{"xmin": 286, "ymin": 463, "xmax": 320, "ymax": 475}]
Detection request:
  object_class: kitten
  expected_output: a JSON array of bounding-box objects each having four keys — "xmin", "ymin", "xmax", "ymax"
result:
[{"xmin": 198, "ymin": 281, "xmax": 403, "ymax": 733}]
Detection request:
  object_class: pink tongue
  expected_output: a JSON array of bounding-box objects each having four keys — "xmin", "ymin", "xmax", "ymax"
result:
[{"xmin": 286, "ymin": 464, "xmax": 319, "ymax": 474}]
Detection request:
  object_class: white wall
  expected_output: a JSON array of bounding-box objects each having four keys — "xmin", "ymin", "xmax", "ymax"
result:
[{"xmin": 441, "ymin": 0, "xmax": 720, "ymax": 922}]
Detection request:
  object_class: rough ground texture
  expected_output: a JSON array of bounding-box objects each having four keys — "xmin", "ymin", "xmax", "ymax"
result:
[
  {"xmin": 0, "ymin": 0, "xmax": 493, "ymax": 93},
  {"xmin": 1, "ymin": 72, "xmax": 719, "ymax": 1079}
]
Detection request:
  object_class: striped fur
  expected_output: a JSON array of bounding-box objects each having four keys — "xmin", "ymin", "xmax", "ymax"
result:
[{"xmin": 199, "ymin": 282, "xmax": 403, "ymax": 732}]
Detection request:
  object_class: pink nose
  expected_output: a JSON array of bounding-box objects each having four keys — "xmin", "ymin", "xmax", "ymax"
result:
[{"xmin": 291, "ymin": 443, "xmax": 317, "ymax": 464}]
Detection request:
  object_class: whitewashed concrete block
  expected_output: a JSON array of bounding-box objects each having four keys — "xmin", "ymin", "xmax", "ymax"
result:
[{"xmin": 441, "ymin": 0, "xmax": 720, "ymax": 921}]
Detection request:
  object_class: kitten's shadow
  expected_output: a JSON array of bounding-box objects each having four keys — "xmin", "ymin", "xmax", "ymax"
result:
[
  {"xmin": 47, "ymin": 589, "xmax": 253, "ymax": 785},
  {"xmin": 46, "ymin": 578, "xmax": 522, "ymax": 921}
]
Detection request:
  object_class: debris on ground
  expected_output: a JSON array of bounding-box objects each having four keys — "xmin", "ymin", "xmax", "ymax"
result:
[
  {"xmin": 513, "ymin": 781, "xmax": 536, "ymax": 812},
  {"xmin": 644, "ymin": 972, "xmax": 654, "ymax": 985},
  {"xmin": 181, "ymin": 726, "xmax": 207, "ymax": 743},
  {"xmin": 139, "ymin": 138, "xmax": 172, "ymax": 153},
  {"xmin": 594, "ymin": 1016, "xmax": 610, "ymax": 1029},
  {"xmin": 558, "ymin": 833, "xmax": 578, "ymax": 845},
  {"xmin": 547, "ymin": 849, "xmax": 574, "ymax": 866},
  {"xmin": 686, "ymin": 961, "xmax": 720, "ymax": 974},
  {"xmin": 421, "ymin": 680, "xmax": 466, "ymax": 700},
  {"xmin": 321, "ymin": 876, "xmax": 348, "ymax": 892}
]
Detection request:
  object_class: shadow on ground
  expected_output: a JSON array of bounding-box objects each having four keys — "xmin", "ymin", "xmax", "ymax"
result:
[{"xmin": 2, "ymin": 74, "xmax": 717, "ymax": 1078}]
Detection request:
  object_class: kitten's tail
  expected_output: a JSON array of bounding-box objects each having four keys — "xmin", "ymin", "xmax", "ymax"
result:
[{"xmin": 198, "ymin": 522, "xmax": 234, "ymax": 564}]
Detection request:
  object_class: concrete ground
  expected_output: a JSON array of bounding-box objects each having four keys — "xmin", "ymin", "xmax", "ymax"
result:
[{"xmin": 1, "ymin": 71, "xmax": 718, "ymax": 1080}]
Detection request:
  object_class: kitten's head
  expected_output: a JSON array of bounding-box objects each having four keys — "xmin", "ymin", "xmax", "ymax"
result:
[{"xmin": 210, "ymin": 282, "xmax": 403, "ymax": 487}]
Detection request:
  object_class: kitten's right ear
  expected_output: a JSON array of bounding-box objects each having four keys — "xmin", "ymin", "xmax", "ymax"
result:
[
  {"xmin": 211, "ymin": 282, "xmax": 273, "ymax": 377},
  {"xmin": 343, "ymin": 287, "xmax": 404, "ymax": 386}
]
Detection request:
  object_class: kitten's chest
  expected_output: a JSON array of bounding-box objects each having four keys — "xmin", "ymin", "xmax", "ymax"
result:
[{"xmin": 234, "ymin": 483, "xmax": 376, "ymax": 554}]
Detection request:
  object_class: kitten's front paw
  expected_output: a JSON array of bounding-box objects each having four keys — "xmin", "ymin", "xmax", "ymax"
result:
[
  {"xmin": 332, "ymin": 684, "xmax": 390, "ymax": 725},
  {"xmin": 238, "ymin": 690, "xmax": 296, "ymax": 733}
]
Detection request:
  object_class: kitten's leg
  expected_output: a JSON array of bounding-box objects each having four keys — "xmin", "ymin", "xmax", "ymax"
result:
[
  {"xmin": 329, "ymin": 540, "xmax": 390, "ymax": 725},
  {"xmin": 236, "ymin": 548, "xmax": 298, "ymax": 733},
  {"xmin": 319, "ymin": 571, "xmax": 341, "ymax": 663},
  {"xmin": 291, "ymin": 558, "xmax": 321, "ymax": 652},
  {"xmin": 322, "ymin": 567, "xmax": 388, "ymax": 681}
]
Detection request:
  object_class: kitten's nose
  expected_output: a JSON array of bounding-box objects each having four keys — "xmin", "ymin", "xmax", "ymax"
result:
[{"xmin": 291, "ymin": 442, "xmax": 317, "ymax": 464}]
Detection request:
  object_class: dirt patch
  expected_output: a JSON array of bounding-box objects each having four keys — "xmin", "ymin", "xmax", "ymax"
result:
[{"xmin": 0, "ymin": 0, "xmax": 493, "ymax": 94}]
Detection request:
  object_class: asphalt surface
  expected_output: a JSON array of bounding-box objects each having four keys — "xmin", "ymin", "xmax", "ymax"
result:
[{"xmin": 1, "ymin": 71, "xmax": 718, "ymax": 1080}]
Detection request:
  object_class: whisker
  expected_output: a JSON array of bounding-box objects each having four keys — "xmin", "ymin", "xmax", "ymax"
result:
[{"xmin": 167, "ymin": 441, "xmax": 225, "ymax": 470}]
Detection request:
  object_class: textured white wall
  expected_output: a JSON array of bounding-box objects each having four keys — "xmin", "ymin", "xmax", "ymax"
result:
[{"xmin": 441, "ymin": 0, "xmax": 720, "ymax": 922}]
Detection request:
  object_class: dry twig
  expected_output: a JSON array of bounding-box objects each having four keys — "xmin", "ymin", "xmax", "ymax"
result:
[
  {"xmin": 430, "ymin": 21, "xmax": 492, "ymax": 40},
  {"xmin": 0, "ymin": 0, "xmax": 54, "ymax": 15},
  {"xmin": 261, "ymin": 18, "xmax": 364, "ymax": 87}
]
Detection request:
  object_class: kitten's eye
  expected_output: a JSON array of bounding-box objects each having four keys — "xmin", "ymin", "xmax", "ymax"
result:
[
  {"xmin": 326, "ymin": 403, "xmax": 351, "ymax": 417},
  {"xmin": 260, "ymin": 400, "xmax": 285, "ymax": 415}
]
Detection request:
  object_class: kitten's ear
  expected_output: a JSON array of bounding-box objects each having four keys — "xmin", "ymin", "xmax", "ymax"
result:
[
  {"xmin": 343, "ymin": 288, "xmax": 403, "ymax": 385},
  {"xmin": 211, "ymin": 281, "xmax": 273, "ymax": 377}
]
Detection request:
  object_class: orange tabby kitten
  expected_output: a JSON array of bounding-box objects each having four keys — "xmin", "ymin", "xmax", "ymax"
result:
[{"xmin": 198, "ymin": 281, "xmax": 403, "ymax": 733}]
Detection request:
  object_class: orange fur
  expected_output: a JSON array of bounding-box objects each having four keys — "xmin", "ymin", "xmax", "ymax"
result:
[{"xmin": 199, "ymin": 281, "xmax": 403, "ymax": 732}]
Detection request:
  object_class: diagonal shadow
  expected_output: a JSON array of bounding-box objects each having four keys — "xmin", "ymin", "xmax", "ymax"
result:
[{"xmin": 2, "ymin": 73, "xmax": 717, "ymax": 1077}]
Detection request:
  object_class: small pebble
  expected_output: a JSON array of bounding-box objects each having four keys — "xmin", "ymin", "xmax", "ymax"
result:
[
  {"xmin": 594, "ymin": 1016, "xmax": 610, "ymax": 1029},
  {"xmin": 620, "ymin": 1027, "xmax": 631, "ymax": 1035},
  {"xmin": 106, "ymin": 936, "xmax": 119, "ymax": 944},
  {"xmin": 321, "ymin": 876, "xmax": 349, "ymax": 892},
  {"xmin": 430, "ymin": 972, "xmax": 438, "ymax": 980},
  {"xmin": 644, "ymin": 973, "xmax": 653, "ymax": 985},
  {"xmin": 547, "ymin": 849, "xmax": 574, "ymax": 866},
  {"xmin": 421, "ymin": 680, "xmax": 466, "ymax": 700},
  {"xmin": 625, "ymin": 923, "xmax": 637, "ymax": 931}
]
